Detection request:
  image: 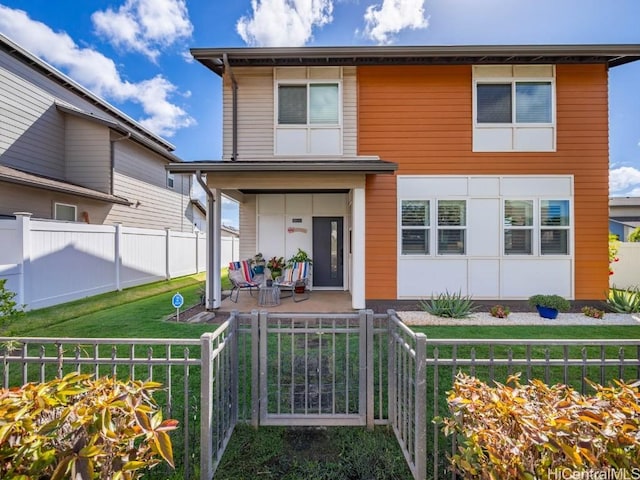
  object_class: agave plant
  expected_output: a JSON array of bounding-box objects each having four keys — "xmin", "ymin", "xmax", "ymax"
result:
[
  {"xmin": 606, "ymin": 287, "xmax": 640, "ymax": 313},
  {"xmin": 419, "ymin": 290, "xmax": 478, "ymax": 318}
]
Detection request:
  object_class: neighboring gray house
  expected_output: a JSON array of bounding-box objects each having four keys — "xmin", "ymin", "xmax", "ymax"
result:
[
  {"xmin": 0, "ymin": 34, "xmax": 196, "ymax": 231},
  {"xmin": 610, "ymin": 196, "xmax": 640, "ymax": 241}
]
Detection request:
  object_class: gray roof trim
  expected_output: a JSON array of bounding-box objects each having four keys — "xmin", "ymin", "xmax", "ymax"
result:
[
  {"xmin": 167, "ymin": 160, "xmax": 398, "ymax": 174},
  {"xmin": 55, "ymin": 103, "xmax": 183, "ymax": 163},
  {"xmin": 192, "ymin": 44, "xmax": 640, "ymax": 76},
  {"xmin": 0, "ymin": 165, "xmax": 132, "ymax": 205},
  {"xmin": 0, "ymin": 33, "xmax": 175, "ymax": 151}
]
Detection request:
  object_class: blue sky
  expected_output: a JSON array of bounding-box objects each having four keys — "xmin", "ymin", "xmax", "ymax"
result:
[{"xmin": 1, "ymin": 0, "xmax": 640, "ymax": 227}]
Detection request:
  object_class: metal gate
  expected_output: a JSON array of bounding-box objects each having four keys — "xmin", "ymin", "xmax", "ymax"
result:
[{"xmin": 255, "ymin": 311, "xmax": 373, "ymax": 426}]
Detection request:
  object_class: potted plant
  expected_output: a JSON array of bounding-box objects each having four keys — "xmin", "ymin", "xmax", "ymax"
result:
[
  {"xmin": 286, "ymin": 248, "xmax": 313, "ymax": 268},
  {"xmin": 286, "ymin": 249, "xmax": 312, "ymax": 293},
  {"xmin": 528, "ymin": 294, "xmax": 571, "ymax": 319},
  {"xmin": 250, "ymin": 253, "xmax": 266, "ymax": 274},
  {"xmin": 267, "ymin": 256, "xmax": 286, "ymax": 280}
]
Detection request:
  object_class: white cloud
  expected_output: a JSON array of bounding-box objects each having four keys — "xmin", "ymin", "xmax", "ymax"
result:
[
  {"xmin": 237, "ymin": 0, "xmax": 333, "ymax": 47},
  {"xmin": 363, "ymin": 0, "xmax": 428, "ymax": 45},
  {"xmin": 609, "ymin": 166, "xmax": 640, "ymax": 194},
  {"xmin": 92, "ymin": 0, "xmax": 193, "ymax": 61},
  {"xmin": 0, "ymin": 5, "xmax": 194, "ymax": 137}
]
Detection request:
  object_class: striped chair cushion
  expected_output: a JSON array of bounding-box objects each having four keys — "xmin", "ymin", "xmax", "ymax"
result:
[
  {"xmin": 229, "ymin": 260, "xmax": 254, "ymax": 283},
  {"xmin": 285, "ymin": 262, "xmax": 308, "ymax": 283}
]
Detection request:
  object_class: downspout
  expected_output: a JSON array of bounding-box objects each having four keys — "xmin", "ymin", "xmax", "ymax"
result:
[
  {"xmin": 223, "ymin": 53, "xmax": 238, "ymax": 161},
  {"xmin": 196, "ymin": 171, "xmax": 219, "ymax": 310}
]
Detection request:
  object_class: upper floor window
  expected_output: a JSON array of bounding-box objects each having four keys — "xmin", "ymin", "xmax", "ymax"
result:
[
  {"xmin": 473, "ymin": 65, "xmax": 555, "ymax": 152},
  {"xmin": 167, "ymin": 172, "xmax": 175, "ymax": 189},
  {"xmin": 278, "ymin": 83, "xmax": 339, "ymax": 125},
  {"xmin": 477, "ymin": 82, "xmax": 552, "ymax": 124}
]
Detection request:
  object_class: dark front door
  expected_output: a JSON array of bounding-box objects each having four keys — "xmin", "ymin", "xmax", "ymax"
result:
[{"xmin": 312, "ymin": 217, "xmax": 343, "ymax": 287}]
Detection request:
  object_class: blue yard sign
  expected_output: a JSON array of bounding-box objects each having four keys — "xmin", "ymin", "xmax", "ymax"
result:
[{"xmin": 172, "ymin": 292, "xmax": 184, "ymax": 321}]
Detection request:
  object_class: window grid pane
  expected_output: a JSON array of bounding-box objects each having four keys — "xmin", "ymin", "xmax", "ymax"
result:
[
  {"xmin": 402, "ymin": 200, "xmax": 429, "ymax": 226},
  {"xmin": 402, "ymin": 229, "xmax": 429, "ymax": 255},
  {"xmin": 477, "ymin": 83, "xmax": 512, "ymax": 123},
  {"xmin": 541, "ymin": 200, "xmax": 570, "ymax": 226},
  {"xmin": 278, "ymin": 85, "xmax": 307, "ymax": 124},
  {"xmin": 505, "ymin": 230, "xmax": 533, "ymax": 255},
  {"xmin": 310, "ymin": 84, "xmax": 339, "ymax": 124},
  {"xmin": 438, "ymin": 230, "xmax": 465, "ymax": 255},
  {"xmin": 516, "ymin": 82, "xmax": 552, "ymax": 123},
  {"xmin": 541, "ymin": 229, "xmax": 569, "ymax": 255},
  {"xmin": 438, "ymin": 201, "xmax": 466, "ymax": 226}
]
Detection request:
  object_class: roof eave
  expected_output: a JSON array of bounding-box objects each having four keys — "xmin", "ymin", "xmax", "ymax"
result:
[{"xmin": 167, "ymin": 160, "xmax": 398, "ymax": 175}]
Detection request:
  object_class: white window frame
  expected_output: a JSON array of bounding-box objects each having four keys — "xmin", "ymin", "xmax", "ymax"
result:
[
  {"xmin": 503, "ymin": 198, "xmax": 535, "ymax": 256},
  {"xmin": 400, "ymin": 199, "xmax": 431, "ymax": 255},
  {"xmin": 54, "ymin": 202, "xmax": 77, "ymax": 222},
  {"xmin": 502, "ymin": 198, "xmax": 571, "ymax": 256},
  {"xmin": 437, "ymin": 199, "xmax": 467, "ymax": 255},
  {"xmin": 276, "ymin": 81, "xmax": 342, "ymax": 127},
  {"xmin": 473, "ymin": 65, "xmax": 556, "ymax": 152},
  {"xmin": 167, "ymin": 172, "xmax": 175, "ymax": 189}
]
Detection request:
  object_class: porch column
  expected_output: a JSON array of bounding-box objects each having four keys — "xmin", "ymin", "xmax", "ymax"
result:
[
  {"xmin": 212, "ymin": 188, "xmax": 222, "ymax": 308},
  {"xmin": 352, "ymin": 188, "xmax": 366, "ymax": 309}
]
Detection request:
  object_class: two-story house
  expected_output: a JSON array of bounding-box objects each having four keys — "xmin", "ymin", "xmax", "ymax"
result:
[
  {"xmin": 169, "ymin": 45, "xmax": 640, "ymax": 310},
  {"xmin": 0, "ymin": 33, "xmax": 195, "ymax": 232}
]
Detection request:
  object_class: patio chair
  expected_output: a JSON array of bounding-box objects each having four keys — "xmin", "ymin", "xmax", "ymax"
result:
[
  {"xmin": 274, "ymin": 261, "xmax": 311, "ymax": 302},
  {"xmin": 228, "ymin": 260, "xmax": 264, "ymax": 303}
]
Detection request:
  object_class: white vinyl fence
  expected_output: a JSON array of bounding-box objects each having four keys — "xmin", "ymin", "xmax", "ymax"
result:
[
  {"xmin": 610, "ymin": 242, "xmax": 640, "ymax": 290},
  {"xmin": 0, "ymin": 214, "xmax": 240, "ymax": 310}
]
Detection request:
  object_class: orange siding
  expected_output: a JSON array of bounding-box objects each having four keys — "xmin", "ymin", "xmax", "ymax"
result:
[{"xmin": 359, "ymin": 64, "xmax": 609, "ymax": 300}]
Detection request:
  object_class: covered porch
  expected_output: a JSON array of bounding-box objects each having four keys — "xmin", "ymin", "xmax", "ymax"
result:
[
  {"xmin": 217, "ymin": 289, "xmax": 355, "ymax": 314},
  {"xmin": 166, "ymin": 160, "xmax": 397, "ymax": 312}
]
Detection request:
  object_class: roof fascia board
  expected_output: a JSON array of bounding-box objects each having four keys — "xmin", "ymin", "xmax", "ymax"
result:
[
  {"xmin": 191, "ymin": 44, "xmax": 640, "ymax": 76},
  {"xmin": 166, "ymin": 160, "xmax": 398, "ymax": 174}
]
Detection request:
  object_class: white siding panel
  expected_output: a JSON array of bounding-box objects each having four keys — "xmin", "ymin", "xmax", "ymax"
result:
[
  {"xmin": 258, "ymin": 214, "xmax": 286, "ymax": 258},
  {"xmin": 501, "ymin": 259, "xmax": 572, "ymax": 298},
  {"xmin": 469, "ymin": 259, "xmax": 500, "ymax": 297},
  {"xmin": 514, "ymin": 127, "xmax": 554, "ymax": 151},
  {"xmin": 468, "ymin": 177, "xmax": 500, "ymax": 196},
  {"xmin": 398, "ymin": 258, "xmax": 468, "ymax": 297},
  {"xmin": 342, "ymin": 67, "xmax": 357, "ymax": 156},
  {"xmin": 285, "ymin": 194, "xmax": 313, "ymax": 214},
  {"xmin": 473, "ymin": 128, "xmax": 513, "ymax": 152},
  {"xmin": 398, "ymin": 176, "xmax": 468, "ymax": 197},
  {"xmin": 468, "ymin": 198, "xmax": 500, "ymax": 256},
  {"xmin": 258, "ymin": 194, "xmax": 285, "ymax": 214},
  {"xmin": 309, "ymin": 128, "xmax": 341, "ymax": 155},
  {"xmin": 276, "ymin": 129, "xmax": 307, "ymax": 155},
  {"xmin": 64, "ymin": 116, "xmax": 111, "ymax": 192},
  {"xmin": 501, "ymin": 176, "xmax": 573, "ymax": 197}
]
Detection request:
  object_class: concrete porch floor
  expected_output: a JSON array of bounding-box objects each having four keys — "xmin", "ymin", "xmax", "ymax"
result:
[{"xmin": 217, "ymin": 289, "xmax": 355, "ymax": 314}]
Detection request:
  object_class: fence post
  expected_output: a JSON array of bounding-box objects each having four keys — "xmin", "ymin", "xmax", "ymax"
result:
[
  {"xmin": 258, "ymin": 310, "xmax": 268, "ymax": 424},
  {"xmin": 114, "ymin": 223, "xmax": 122, "ymax": 291},
  {"xmin": 387, "ymin": 309, "xmax": 397, "ymax": 434},
  {"xmin": 13, "ymin": 212, "xmax": 32, "ymax": 309},
  {"xmin": 251, "ymin": 309, "xmax": 260, "ymax": 428},
  {"xmin": 200, "ymin": 332, "xmax": 214, "ymax": 480},
  {"xmin": 362, "ymin": 309, "xmax": 374, "ymax": 429},
  {"xmin": 165, "ymin": 228, "xmax": 171, "ymax": 280},
  {"xmin": 414, "ymin": 333, "xmax": 427, "ymax": 480}
]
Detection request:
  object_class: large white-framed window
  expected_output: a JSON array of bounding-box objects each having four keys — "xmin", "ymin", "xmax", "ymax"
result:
[
  {"xmin": 437, "ymin": 200, "xmax": 466, "ymax": 255},
  {"xmin": 275, "ymin": 80, "xmax": 342, "ymax": 155},
  {"xmin": 503, "ymin": 198, "xmax": 571, "ymax": 255},
  {"xmin": 401, "ymin": 200, "xmax": 430, "ymax": 255},
  {"xmin": 54, "ymin": 202, "xmax": 77, "ymax": 222},
  {"xmin": 473, "ymin": 65, "xmax": 555, "ymax": 152}
]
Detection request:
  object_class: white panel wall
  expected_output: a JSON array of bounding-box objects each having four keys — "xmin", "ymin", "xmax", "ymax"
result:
[
  {"xmin": 0, "ymin": 219, "xmax": 21, "ymax": 298},
  {"xmin": 397, "ymin": 175, "xmax": 574, "ymax": 299}
]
